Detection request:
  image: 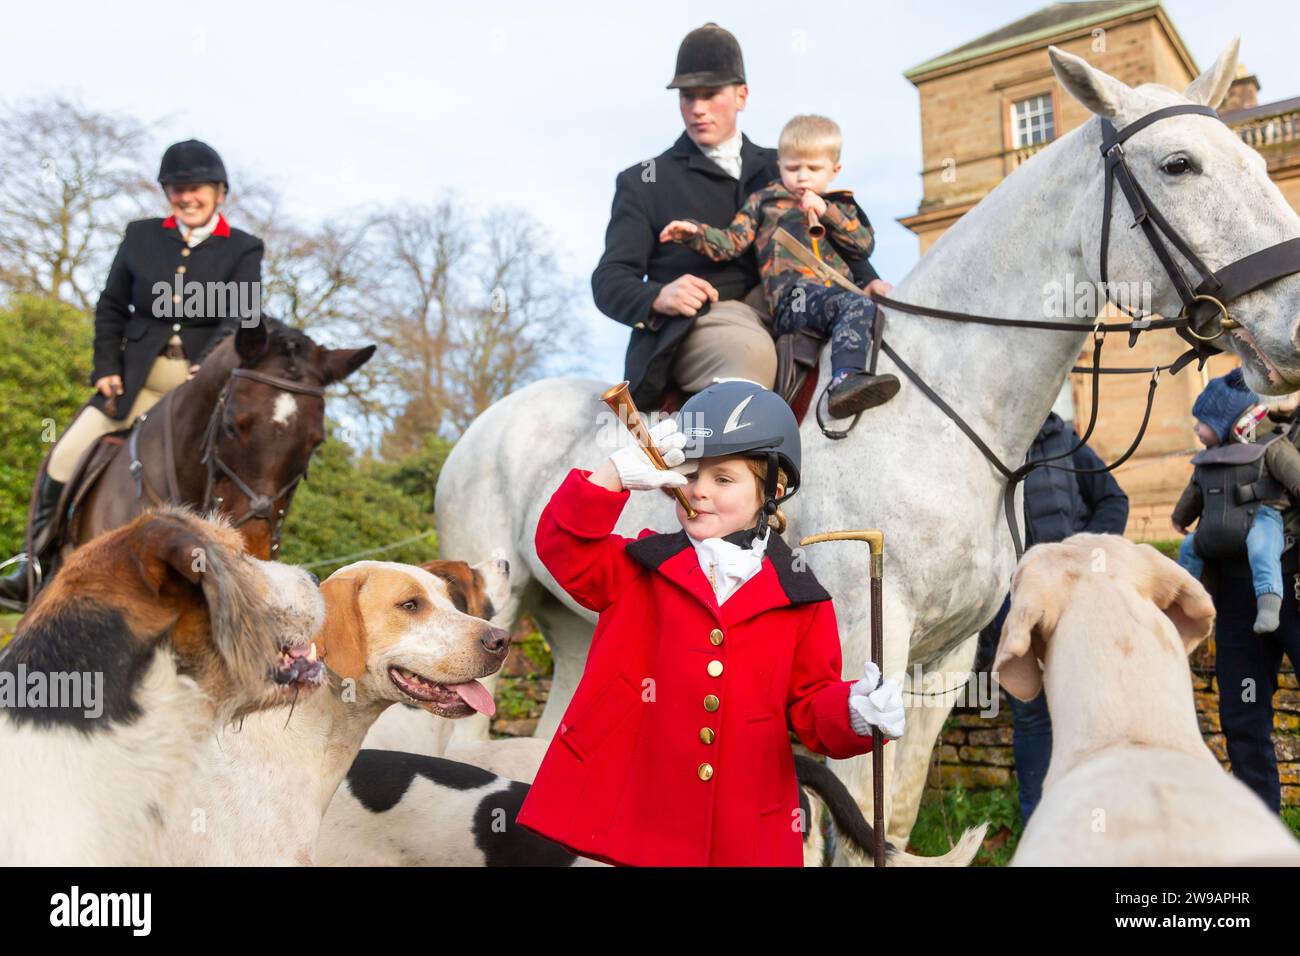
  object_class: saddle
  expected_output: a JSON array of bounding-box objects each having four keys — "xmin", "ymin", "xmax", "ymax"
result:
[
  {"xmin": 28, "ymin": 429, "xmax": 131, "ymax": 575},
  {"xmin": 658, "ymin": 327, "xmax": 826, "ymax": 422}
]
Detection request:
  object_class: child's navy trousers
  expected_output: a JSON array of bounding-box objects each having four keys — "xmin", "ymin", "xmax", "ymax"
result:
[{"xmin": 773, "ymin": 279, "xmax": 875, "ymax": 372}]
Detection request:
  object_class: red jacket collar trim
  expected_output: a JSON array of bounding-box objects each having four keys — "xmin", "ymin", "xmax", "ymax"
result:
[{"xmin": 161, "ymin": 214, "xmax": 230, "ymax": 237}]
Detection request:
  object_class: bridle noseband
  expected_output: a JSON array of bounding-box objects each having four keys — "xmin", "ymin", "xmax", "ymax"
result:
[{"xmin": 199, "ymin": 368, "xmax": 326, "ymax": 554}]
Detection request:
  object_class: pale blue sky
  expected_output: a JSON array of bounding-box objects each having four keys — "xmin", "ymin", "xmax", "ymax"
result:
[{"xmin": 2, "ymin": 1, "xmax": 1294, "ymax": 383}]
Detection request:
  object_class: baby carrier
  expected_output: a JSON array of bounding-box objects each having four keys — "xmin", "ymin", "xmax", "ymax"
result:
[{"xmin": 1190, "ymin": 432, "xmax": 1290, "ymax": 561}]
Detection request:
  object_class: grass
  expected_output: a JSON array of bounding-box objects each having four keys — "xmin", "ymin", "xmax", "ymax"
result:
[
  {"xmin": 1146, "ymin": 538, "xmax": 1181, "ymax": 561},
  {"xmin": 1282, "ymin": 807, "xmax": 1300, "ymax": 839},
  {"xmin": 908, "ymin": 781, "xmax": 1024, "ymax": 866}
]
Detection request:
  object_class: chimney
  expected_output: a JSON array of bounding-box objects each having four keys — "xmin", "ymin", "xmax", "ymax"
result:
[{"xmin": 1222, "ymin": 63, "xmax": 1260, "ymax": 112}]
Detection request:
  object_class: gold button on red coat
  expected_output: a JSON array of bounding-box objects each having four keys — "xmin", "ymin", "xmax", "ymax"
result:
[
  {"xmin": 707, "ymin": 659, "xmax": 723, "ymax": 677},
  {"xmin": 699, "ymin": 727, "xmax": 715, "ymax": 744},
  {"xmin": 703, "ymin": 694, "xmax": 719, "ymax": 712},
  {"xmin": 697, "ymin": 762, "xmax": 714, "ymax": 781},
  {"xmin": 709, "ymin": 628, "xmax": 724, "ymax": 646}
]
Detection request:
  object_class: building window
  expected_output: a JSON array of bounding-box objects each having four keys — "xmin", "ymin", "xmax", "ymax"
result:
[{"xmin": 1011, "ymin": 94, "xmax": 1055, "ymax": 148}]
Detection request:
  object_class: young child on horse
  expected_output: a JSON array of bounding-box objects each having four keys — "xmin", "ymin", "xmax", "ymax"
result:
[
  {"xmin": 515, "ymin": 380, "xmax": 905, "ymax": 866},
  {"xmin": 659, "ymin": 114, "xmax": 899, "ymax": 419},
  {"xmin": 1174, "ymin": 368, "xmax": 1300, "ymax": 633}
]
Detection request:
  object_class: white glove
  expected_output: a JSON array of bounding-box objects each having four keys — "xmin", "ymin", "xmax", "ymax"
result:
[
  {"xmin": 849, "ymin": 661, "xmax": 905, "ymax": 740},
  {"xmin": 609, "ymin": 418, "xmax": 690, "ymax": 491}
]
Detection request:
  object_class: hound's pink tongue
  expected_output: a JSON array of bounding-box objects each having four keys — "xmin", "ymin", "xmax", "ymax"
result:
[{"xmin": 450, "ymin": 680, "xmax": 495, "ymax": 716}]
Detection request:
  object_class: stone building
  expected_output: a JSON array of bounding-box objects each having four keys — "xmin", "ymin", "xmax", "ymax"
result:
[{"xmin": 900, "ymin": 0, "xmax": 1300, "ymax": 541}]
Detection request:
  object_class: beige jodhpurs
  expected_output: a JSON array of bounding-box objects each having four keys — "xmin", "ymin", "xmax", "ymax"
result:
[
  {"xmin": 47, "ymin": 350, "xmax": 191, "ymax": 483},
  {"xmin": 669, "ymin": 285, "xmax": 778, "ymax": 394}
]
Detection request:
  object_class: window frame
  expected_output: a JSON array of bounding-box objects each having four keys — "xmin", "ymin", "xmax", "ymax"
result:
[{"xmin": 1009, "ymin": 91, "xmax": 1058, "ymax": 149}]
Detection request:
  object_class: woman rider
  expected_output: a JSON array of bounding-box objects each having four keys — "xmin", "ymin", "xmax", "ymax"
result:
[{"xmin": 0, "ymin": 139, "xmax": 264, "ymax": 604}]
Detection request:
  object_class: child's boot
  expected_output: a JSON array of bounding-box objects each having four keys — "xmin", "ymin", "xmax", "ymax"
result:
[
  {"xmin": 1254, "ymin": 592, "xmax": 1282, "ymax": 633},
  {"xmin": 827, "ymin": 368, "xmax": 900, "ymax": 418}
]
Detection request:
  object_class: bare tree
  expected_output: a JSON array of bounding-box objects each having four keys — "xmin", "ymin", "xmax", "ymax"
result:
[
  {"xmin": 372, "ymin": 200, "xmax": 578, "ymax": 457},
  {"xmin": 0, "ymin": 97, "xmax": 154, "ymax": 310},
  {"xmin": 373, "ymin": 199, "xmax": 470, "ymax": 456},
  {"xmin": 445, "ymin": 208, "xmax": 574, "ymax": 432}
]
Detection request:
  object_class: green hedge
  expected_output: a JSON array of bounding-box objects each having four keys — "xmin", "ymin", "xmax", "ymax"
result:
[
  {"xmin": 0, "ymin": 296, "xmax": 95, "ymax": 554},
  {"xmin": 276, "ymin": 427, "xmax": 450, "ymax": 577}
]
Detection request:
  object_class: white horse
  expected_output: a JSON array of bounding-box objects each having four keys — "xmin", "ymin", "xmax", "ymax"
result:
[{"xmin": 406, "ymin": 40, "xmax": 1300, "ymax": 862}]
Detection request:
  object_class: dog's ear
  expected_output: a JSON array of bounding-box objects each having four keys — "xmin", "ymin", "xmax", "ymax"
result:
[
  {"xmin": 993, "ymin": 602, "xmax": 1047, "ymax": 703},
  {"xmin": 993, "ymin": 546, "xmax": 1069, "ymax": 702},
  {"xmin": 1136, "ymin": 543, "xmax": 1216, "ymax": 654},
  {"xmin": 316, "ymin": 570, "xmax": 369, "ymax": 679},
  {"xmin": 421, "ymin": 560, "xmax": 473, "ymax": 615},
  {"xmin": 132, "ymin": 514, "xmax": 209, "ymax": 597}
]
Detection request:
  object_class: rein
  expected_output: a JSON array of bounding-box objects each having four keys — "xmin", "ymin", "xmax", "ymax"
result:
[{"xmin": 773, "ymin": 103, "xmax": 1300, "ymax": 560}]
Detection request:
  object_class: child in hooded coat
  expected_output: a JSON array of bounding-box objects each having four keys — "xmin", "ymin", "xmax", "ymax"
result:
[{"xmin": 1174, "ymin": 368, "xmax": 1300, "ymax": 633}]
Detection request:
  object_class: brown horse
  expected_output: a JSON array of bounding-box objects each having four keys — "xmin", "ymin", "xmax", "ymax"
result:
[{"xmin": 39, "ymin": 320, "xmax": 373, "ymax": 591}]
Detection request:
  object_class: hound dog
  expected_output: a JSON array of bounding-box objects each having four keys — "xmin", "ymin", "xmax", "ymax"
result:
[
  {"xmin": 318, "ymin": 748, "xmax": 985, "ymax": 867},
  {"xmin": 361, "ymin": 558, "xmax": 509, "ymax": 758},
  {"xmin": 997, "ymin": 532, "xmax": 1300, "ymax": 866},
  {"xmin": 0, "ymin": 507, "xmax": 325, "ymax": 866},
  {"xmin": 171, "ymin": 558, "xmax": 511, "ymax": 865}
]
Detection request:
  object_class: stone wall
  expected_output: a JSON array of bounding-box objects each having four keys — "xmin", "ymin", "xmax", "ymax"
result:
[{"xmin": 930, "ymin": 635, "xmax": 1300, "ymax": 806}]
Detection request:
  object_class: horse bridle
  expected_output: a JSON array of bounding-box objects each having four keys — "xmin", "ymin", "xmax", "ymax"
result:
[
  {"xmin": 794, "ymin": 103, "xmax": 1300, "ymax": 558},
  {"xmin": 197, "ymin": 368, "xmax": 326, "ymax": 554},
  {"xmin": 1097, "ymin": 103, "xmax": 1300, "ymax": 357}
]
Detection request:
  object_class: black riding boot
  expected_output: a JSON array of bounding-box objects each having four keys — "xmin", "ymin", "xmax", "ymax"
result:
[
  {"xmin": 827, "ymin": 370, "xmax": 901, "ymax": 418},
  {"xmin": 0, "ymin": 474, "xmax": 66, "ymax": 605}
]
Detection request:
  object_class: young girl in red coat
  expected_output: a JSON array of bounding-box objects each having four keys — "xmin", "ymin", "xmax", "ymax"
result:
[{"xmin": 515, "ymin": 380, "xmax": 904, "ymax": 867}]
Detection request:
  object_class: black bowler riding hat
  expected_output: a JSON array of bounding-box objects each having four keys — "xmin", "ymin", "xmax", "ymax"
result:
[
  {"xmin": 158, "ymin": 139, "xmax": 229, "ymax": 190},
  {"xmin": 666, "ymin": 22, "xmax": 746, "ymax": 90}
]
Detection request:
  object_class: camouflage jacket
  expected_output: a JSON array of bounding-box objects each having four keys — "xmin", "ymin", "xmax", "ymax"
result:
[{"xmin": 678, "ymin": 182, "xmax": 875, "ymax": 314}]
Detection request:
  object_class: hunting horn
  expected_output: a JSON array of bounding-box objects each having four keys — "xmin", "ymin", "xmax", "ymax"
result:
[
  {"xmin": 806, "ymin": 209, "xmax": 826, "ymax": 240},
  {"xmin": 600, "ymin": 381, "xmax": 697, "ymax": 519}
]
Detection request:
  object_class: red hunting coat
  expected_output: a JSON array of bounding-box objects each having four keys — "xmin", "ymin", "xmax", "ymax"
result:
[{"xmin": 515, "ymin": 468, "xmax": 881, "ymax": 867}]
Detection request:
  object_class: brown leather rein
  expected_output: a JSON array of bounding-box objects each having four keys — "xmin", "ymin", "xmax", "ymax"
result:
[{"xmin": 774, "ymin": 103, "xmax": 1300, "ymax": 559}]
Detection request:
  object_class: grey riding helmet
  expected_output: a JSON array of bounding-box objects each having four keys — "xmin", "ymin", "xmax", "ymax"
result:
[{"xmin": 674, "ymin": 380, "xmax": 801, "ymax": 542}]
